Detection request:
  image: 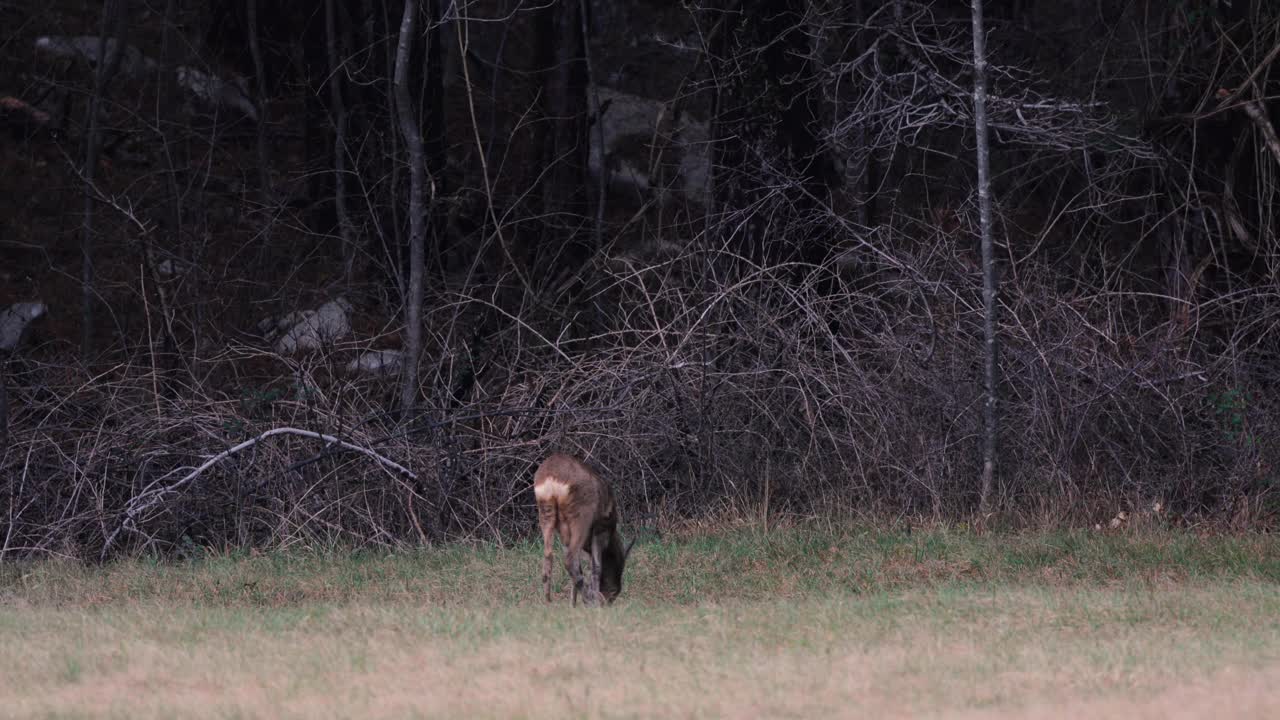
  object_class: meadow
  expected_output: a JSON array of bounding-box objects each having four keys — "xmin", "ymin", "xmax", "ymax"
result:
[{"xmin": 2, "ymin": 525, "xmax": 1279, "ymax": 718}]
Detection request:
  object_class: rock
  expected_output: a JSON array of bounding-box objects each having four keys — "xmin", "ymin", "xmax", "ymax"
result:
[
  {"xmin": 34, "ymin": 36, "xmax": 157, "ymax": 78},
  {"xmin": 155, "ymin": 258, "xmax": 185, "ymax": 277},
  {"xmin": 260, "ymin": 298, "xmax": 353, "ymax": 354},
  {"xmin": 345, "ymin": 349, "xmax": 403, "ymax": 375},
  {"xmin": 589, "ymin": 86, "xmax": 710, "ymax": 204},
  {"xmin": 34, "ymin": 36, "xmax": 257, "ymax": 122},
  {"xmin": 0, "ymin": 302, "xmax": 46, "ymax": 352},
  {"xmin": 175, "ymin": 66, "xmax": 258, "ymax": 122}
]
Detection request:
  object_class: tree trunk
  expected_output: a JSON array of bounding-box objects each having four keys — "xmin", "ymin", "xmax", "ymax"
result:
[
  {"xmin": 395, "ymin": 0, "xmax": 428, "ymax": 417},
  {"xmin": 158, "ymin": 0, "xmax": 181, "ymax": 232},
  {"xmin": 378, "ymin": 0, "xmax": 405, "ymax": 301},
  {"xmin": 247, "ymin": 0, "xmax": 271, "ymax": 198},
  {"xmin": 535, "ymin": 0, "xmax": 590, "ymax": 281},
  {"xmin": 579, "ymin": 0, "xmax": 605, "ymax": 251},
  {"xmin": 421, "ymin": 0, "xmax": 448, "ymax": 274},
  {"xmin": 710, "ymin": 0, "xmax": 829, "ymax": 266},
  {"xmin": 79, "ymin": 0, "xmax": 129, "ymax": 359},
  {"xmin": 853, "ymin": 0, "xmax": 876, "ymax": 228},
  {"xmin": 325, "ymin": 0, "xmax": 355, "ymax": 283},
  {"xmin": 971, "ymin": 0, "xmax": 999, "ymax": 517},
  {"xmin": 0, "ymin": 360, "xmax": 8, "ymax": 458}
]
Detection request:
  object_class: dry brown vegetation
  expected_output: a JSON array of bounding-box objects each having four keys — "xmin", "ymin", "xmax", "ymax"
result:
[
  {"xmin": 2, "ymin": 527, "xmax": 1279, "ymax": 718},
  {"xmin": 3, "ymin": 583, "xmax": 1278, "ymax": 719}
]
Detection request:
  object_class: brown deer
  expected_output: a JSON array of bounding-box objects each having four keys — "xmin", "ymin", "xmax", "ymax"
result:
[{"xmin": 533, "ymin": 453, "xmax": 635, "ymax": 606}]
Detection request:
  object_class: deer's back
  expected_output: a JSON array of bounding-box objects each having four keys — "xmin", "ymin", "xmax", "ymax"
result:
[{"xmin": 534, "ymin": 453, "xmax": 618, "ymax": 531}]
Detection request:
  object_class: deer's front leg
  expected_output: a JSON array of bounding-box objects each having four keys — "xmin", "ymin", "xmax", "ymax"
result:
[
  {"xmin": 565, "ymin": 531, "xmax": 587, "ymax": 607},
  {"xmin": 588, "ymin": 533, "xmax": 606, "ymax": 607}
]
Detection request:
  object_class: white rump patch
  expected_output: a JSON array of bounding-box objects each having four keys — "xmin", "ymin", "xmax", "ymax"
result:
[{"xmin": 534, "ymin": 477, "xmax": 571, "ymax": 501}]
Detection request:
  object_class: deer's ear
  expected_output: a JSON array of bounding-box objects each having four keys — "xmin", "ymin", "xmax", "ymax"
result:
[{"xmin": 624, "ymin": 537, "xmax": 636, "ymax": 560}]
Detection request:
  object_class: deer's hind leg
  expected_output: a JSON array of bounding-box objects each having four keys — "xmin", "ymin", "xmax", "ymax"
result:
[{"xmin": 537, "ymin": 500, "xmax": 557, "ymax": 602}]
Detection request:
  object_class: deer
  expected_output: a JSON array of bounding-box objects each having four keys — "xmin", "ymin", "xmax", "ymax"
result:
[{"xmin": 533, "ymin": 452, "xmax": 635, "ymax": 607}]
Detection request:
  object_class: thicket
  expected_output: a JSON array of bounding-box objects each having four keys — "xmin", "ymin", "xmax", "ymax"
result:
[{"xmin": 1, "ymin": 1, "xmax": 1277, "ymax": 558}]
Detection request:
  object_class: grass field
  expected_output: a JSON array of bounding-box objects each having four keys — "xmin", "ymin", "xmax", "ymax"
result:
[{"xmin": 2, "ymin": 525, "xmax": 1279, "ymax": 718}]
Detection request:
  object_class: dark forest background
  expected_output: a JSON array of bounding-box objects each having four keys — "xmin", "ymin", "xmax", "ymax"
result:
[{"xmin": 1, "ymin": 0, "xmax": 1278, "ymax": 559}]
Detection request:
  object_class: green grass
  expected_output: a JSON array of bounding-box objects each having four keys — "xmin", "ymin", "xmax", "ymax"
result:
[
  {"xmin": 5, "ymin": 525, "xmax": 1277, "ymax": 608},
  {"xmin": 2, "ymin": 525, "xmax": 1279, "ymax": 718}
]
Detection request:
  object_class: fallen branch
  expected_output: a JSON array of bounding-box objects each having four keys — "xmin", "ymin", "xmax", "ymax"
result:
[
  {"xmin": 1214, "ymin": 34, "xmax": 1280, "ymax": 111},
  {"xmin": 1239, "ymin": 97, "xmax": 1280, "ymax": 169},
  {"xmin": 100, "ymin": 427, "xmax": 416, "ymax": 561}
]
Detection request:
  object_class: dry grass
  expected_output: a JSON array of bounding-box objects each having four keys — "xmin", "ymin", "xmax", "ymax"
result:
[{"xmin": 2, "ymin": 527, "xmax": 1279, "ymax": 718}]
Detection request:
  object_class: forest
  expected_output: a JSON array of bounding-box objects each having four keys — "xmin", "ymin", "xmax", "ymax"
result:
[{"xmin": 1, "ymin": 0, "xmax": 1278, "ymax": 559}]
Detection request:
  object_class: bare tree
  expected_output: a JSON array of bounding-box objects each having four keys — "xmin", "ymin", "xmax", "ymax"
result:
[
  {"xmin": 395, "ymin": 0, "xmax": 428, "ymax": 416},
  {"xmin": 421, "ymin": 0, "xmax": 448, "ymax": 271},
  {"xmin": 970, "ymin": 0, "xmax": 998, "ymax": 516},
  {"xmin": 247, "ymin": 0, "xmax": 271, "ymax": 197},
  {"xmin": 534, "ymin": 0, "xmax": 591, "ymax": 282},
  {"xmin": 709, "ymin": 0, "xmax": 831, "ymax": 266},
  {"xmin": 157, "ymin": 0, "xmax": 182, "ymax": 231},
  {"xmin": 78, "ymin": 0, "xmax": 129, "ymax": 358},
  {"xmin": 11, "ymin": 0, "xmax": 1280, "ymax": 558},
  {"xmin": 579, "ymin": 0, "xmax": 606, "ymax": 251},
  {"xmin": 325, "ymin": 0, "xmax": 355, "ymax": 283}
]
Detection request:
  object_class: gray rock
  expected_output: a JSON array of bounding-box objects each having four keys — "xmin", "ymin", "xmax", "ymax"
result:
[
  {"xmin": 260, "ymin": 298, "xmax": 353, "ymax": 354},
  {"xmin": 0, "ymin": 302, "xmax": 46, "ymax": 352},
  {"xmin": 345, "ymin": 349, "xmax": 403, "ymax": 376},
  {"xmin": 35, "ymin": 36, "xmax": 157, "ymax": 78}
]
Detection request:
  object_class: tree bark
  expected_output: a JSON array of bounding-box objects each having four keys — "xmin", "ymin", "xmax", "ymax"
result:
[
  {"xmin": 0, "ymin": 359, "xmax": 8, "ymax": 458},
  {"xmin": 535, "ymin": 0, "xmax": 590, "ymax": 279},
  {"xmin": 247, "ymin": 0, "xmax": 271, "ymax": 198},
  {"xmin": 79, "ymin": 0, "xmax": 129, "ymax": 359},
  {"xmin": 395, "ymin": 0, "xmax": 428, "ymax": 417},
  {"xmin": 579, "ymin": 0, "xmax": 605, "ymax": 251},
  {"xmin": 710, "ymin": 0, "xmax": 829, "ymax": 266},
  {"xmin": 157, "ymin": 0, "xmax": 181, "ymax": 222},
  {"xmin": 325, "ymin": 0, "xmax": 355, "ymax": 282},
  {"xmin": 421, "ymin": 0, "xmax": 448, "ymax": 274},
  {"xmin": 853, "ymin": 0, "xmax": 876, "ymax": 228},
  {"xmin": 971, "ymin": 0, "xmax": 999, "ymax": 516}
]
